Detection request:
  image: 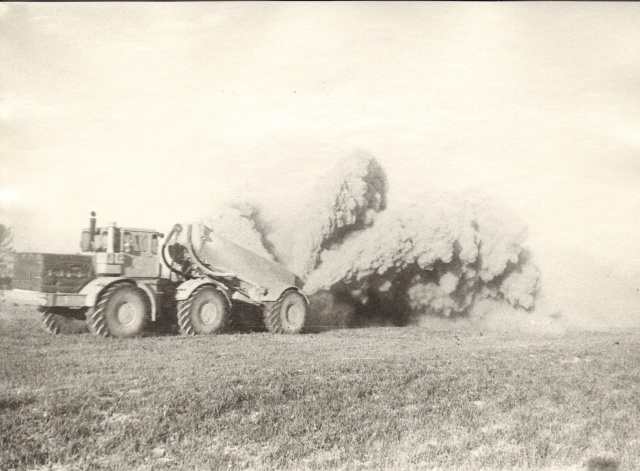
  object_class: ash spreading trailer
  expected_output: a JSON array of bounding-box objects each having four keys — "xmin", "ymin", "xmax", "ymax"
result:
[{"xmin": 1, "ymin": 213, "xmax": 307, "ymax": 337}]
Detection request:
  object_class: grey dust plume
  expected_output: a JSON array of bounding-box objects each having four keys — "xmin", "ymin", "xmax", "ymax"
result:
[{"xmin": 207, "ymin": 152, "xmax": 540, "ymax": 330}]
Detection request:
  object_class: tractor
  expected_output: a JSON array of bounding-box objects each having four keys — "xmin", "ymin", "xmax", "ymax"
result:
[{"xmin": 1, "ymin": 212, "xmax": 308, "ymax": 337}]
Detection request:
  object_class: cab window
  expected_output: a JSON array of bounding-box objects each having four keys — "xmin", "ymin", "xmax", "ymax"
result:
[
  {"xmin": 123, "ymin": 231, "xmax": 133, "ymax": 253},
  {"xmin": 137, "ymin": 234, "xmax": 149, "ymax": 252},
  {"xmin": 123, "ymin": 232, "xmax": 151, "ymax": 254}
]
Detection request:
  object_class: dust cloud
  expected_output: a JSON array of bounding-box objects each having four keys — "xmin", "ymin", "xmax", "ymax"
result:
[
  {"xmin": 209, "ymin": 152, "xmax": 545, "ymax": 331},
  {"xmin": 290, "ymin": 150, "xmax": 387, "ymax": 279},
  {"xmin": 302, "ymin": 189, "xmax": 540, "ymax": 329},
  {"xmin": 203, "ymin": 202, "xmax": 275, "ymax": 261}
]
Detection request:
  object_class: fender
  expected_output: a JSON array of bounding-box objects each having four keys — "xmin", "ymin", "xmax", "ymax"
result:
[
  {"xmin": 262, "ymin": 284, "xmax": 309, "ymax": 304},
  {"xmin": 80, "ymin": 277, "xmax": 158, "ymax": 321},
  {"xmin": 175, "ymin": 278, "xmax": 231, "ymax": 307},
  {"xmin": 136, "ymin": 282, "xmax": 159, "ymax": 322},
  {"xmin": 278, "ymin": 287, "xmax": 309, "ymax": 306}
]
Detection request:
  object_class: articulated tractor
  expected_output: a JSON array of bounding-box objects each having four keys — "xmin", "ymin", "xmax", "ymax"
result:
[{"xmin": 1, "ymin": 213, "xmax": 308, "ymax": 337}]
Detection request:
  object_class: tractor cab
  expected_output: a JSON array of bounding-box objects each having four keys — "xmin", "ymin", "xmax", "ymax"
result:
[{"xmin": 80, "ymin": 212, "xmax": 163, "ymax": 278}]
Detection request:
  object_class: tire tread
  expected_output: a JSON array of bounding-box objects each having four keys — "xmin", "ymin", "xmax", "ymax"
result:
[
  {"xmin": 263, "ymin": 297, "xmax": 287, "ymax": 334},
  {"xmin": 42, "ymin": 308, "xmax": 88, "ymax": 335},
  {"xmin": 177, "ymin": 286, "xmax": 230, "ymax": 336},
  {"xmin": 86, "ymin": 283, "xmax": 148, "ymax": 338}
]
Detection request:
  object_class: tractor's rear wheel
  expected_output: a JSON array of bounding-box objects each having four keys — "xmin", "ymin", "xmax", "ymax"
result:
[
  {"xmin": 177, "ymin": 286, "xmax": 230, "ymax": 335},
  {"xmin": 263, "ymin": 290, "xmax": 307, "ymax": 334},
  {"xmin": 86, "ymin": 284, "xmax": 150, "ymax": 338},
  {"xmin": 42, "ymin": 307, "xmax": 89, "ymax": 335}
]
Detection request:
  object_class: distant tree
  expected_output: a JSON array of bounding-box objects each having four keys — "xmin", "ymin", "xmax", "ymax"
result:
[{"xmin": 0, "ymin": 224, "xmax": 14, "ymax": 286}]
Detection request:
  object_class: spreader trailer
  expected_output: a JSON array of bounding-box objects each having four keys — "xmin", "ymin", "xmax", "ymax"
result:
[{"xmin": 1, "ymin": 212, "xmax": 308, "ymax": 337}]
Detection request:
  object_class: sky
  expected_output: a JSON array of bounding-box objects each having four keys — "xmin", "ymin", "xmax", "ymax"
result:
[{"xmin": 1, "ymin": 2, "xmax": 639, "ymax": 327}]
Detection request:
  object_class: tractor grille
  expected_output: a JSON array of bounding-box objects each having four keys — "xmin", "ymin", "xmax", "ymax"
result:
[{"xmin": 12, "ymin": 253, "xmax": 94, "ymax": 293}]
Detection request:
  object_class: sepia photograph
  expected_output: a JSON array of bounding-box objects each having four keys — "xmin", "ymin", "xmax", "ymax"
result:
[{"xmin": 1, "ymin": 2, "xmax": 639, "ymax": 470}]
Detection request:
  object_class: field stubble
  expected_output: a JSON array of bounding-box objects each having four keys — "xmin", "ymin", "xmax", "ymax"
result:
[{"xmin": 1, "ymin": 306, "xmax": 638, "ymax": 470}]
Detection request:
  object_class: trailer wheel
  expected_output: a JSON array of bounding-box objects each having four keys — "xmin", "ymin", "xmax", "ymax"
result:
[
  {"xmin": 263, "ymin": 290, "xmax": 307, "ymax": 334},
  {"xmin": 86, "ymin": 283, "xmax": 150, "ymax": 338},
  {"xmin": 177, "ymin": 286, "xmax": 230, "ymax": 335},
  {"xmin": 42, "ymin": 307, "xmax": 89, "ymax": 335}
]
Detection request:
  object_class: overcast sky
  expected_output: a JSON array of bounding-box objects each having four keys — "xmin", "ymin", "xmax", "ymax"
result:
[{"xmin": 1, "ymin": 3, "xmax": 639, "ymax": 325}]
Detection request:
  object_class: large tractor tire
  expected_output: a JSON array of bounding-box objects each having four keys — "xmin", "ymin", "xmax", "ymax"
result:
[
  {"xmin": 86, "ymin": 283, "xmax": 150, "ymax": 338},
  {"xmin": 263, "ymin": 290, "xmax": 307, "ymax": 334},
  {"xmin": 177, "ymin": 286, "xmax": 230, "ymax": 335},
  {"xmin": 42, "ymin": 307, "xmax": 89, "ymax": 335}
]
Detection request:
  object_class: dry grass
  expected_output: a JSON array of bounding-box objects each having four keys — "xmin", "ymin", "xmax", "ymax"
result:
[{"xmin": 1, "ymin": 305, "xmax": 638, "ymax": 470}]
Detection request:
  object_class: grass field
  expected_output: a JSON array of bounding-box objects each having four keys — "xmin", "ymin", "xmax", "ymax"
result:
[{"xmin": 1, "ymin": 306, "xmax": 638, "ymax": 470}]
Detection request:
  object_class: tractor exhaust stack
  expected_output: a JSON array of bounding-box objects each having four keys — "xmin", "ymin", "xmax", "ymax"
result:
[{"xmin": 89, "ymin": 211, "xmax": 96, "ymax": 250}]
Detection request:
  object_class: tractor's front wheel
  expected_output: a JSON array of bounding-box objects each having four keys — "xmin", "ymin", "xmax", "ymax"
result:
[
  {"xmin": 42, "ymin": 307, "xmax": 89, "ymax": 334},
  {"xmin": 177, "ymin": 286, "xmax": 230, "ymax": 335},
  {"xmin": 263, "ymin": 290, "xmax": 307, "ymax": 334},
  {"xmin": 86, "ymin": 284, "xmax": 150, "ymax": 338}
]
